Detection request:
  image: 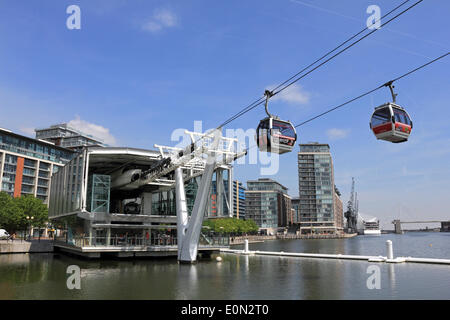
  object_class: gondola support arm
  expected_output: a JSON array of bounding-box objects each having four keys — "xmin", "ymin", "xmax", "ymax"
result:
[{"xmin": 383, "ymin": 80, "xmax": 397, "ymax": 103}]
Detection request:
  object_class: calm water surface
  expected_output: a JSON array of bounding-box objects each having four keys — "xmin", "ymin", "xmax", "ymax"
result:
[{"xmin": 1, "ymin": 232, "xmax": 449, "ymax": 299}]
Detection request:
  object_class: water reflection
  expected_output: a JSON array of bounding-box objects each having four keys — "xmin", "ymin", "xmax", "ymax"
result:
[
  {"xmin": 175, "ymin": 264, "xmax": 198, "ymax": 299},
  {"xmin": 388, "ymin": 264, "xmax": 396, "ymax": 285},
  {"xmin": 1, "ymin": 233, "xmax": 449, "ymax": 299},
  {"xmin": 243, "ymin": 255, "xmax": 249, "ymax": 274},
  {"xmin": 0, "ymin": 253, "xmax": 30, "ymax": 265}
]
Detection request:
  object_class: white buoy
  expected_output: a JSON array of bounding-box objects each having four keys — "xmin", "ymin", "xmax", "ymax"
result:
[
  {"xmin": 216, "ymin": 256, "xmax": 222, "ymax": 262},
  {"xmin": 386, "ymin": 240, "xmax": 394, "ymax": 260}
]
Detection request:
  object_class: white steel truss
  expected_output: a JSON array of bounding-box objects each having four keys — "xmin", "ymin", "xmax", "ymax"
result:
[{"xmin": 121, "ymin": 128, "xmax": 246, "ymax": 263}]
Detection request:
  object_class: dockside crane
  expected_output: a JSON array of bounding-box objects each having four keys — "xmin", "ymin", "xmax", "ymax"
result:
[{"xmin": 344, "ymin": 177, "xmax": 358, "ymax": 234}]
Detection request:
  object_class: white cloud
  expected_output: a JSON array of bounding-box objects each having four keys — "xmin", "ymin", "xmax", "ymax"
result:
[
  {"xmin": 142, "ymin": 9, "xmax": 178, "ymax": 33},
  {"xmin": 19, "ymin": 127, "xmax": 35, "ymax": 137},
  {"xmin": 326, "ymin": 128, "xmax": 350, "ymax": 140},
  {"xmin": 68, "ymin": 116, "xmax": 117, "ymax": 146},
  {"xmin": 268, "ymin": 83, "xmax": 310, "ymax": 105}
]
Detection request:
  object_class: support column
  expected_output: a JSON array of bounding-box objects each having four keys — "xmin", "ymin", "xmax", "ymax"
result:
[
  {"xmin": 393, "ymin": 220, "xmax": 402, "ymax": 234},
  {"xmin": 106, "ymin": 227, "xmax": 111, "ymax": 246},
  {"xmin": 178, "ymin": 129, "xmax": 221, "ymax": 263},
  {"xmin": 88, "ymin": 224, "xmax": 93, "ymax": 246},
  {"xmin": 228, "ymin": 168, "xmax": 233, "ymax": 218},
  {"xmin": 216, "ymin": 168, "xmax": 223, "ymax": 217},
  {"xmin": 175, "ymin": 168, "xmax": 189, "ymax": 260}
]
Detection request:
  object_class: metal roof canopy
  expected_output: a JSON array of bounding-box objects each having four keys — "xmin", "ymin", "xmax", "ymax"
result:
[{"xmin": 86, "ymin": 147, "xmax": 162, "ymax": 175}]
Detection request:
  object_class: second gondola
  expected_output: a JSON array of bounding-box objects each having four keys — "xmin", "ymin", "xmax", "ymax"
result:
[
  {"xmin": 256, "ymin": 90, "xmax": 297, "ymax": 154},
  {"xmin": 370, "ymin": 82, "xmax": 413, "ymax": 143}
]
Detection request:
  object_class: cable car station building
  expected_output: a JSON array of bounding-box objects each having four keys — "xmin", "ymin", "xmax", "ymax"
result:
[{"xmin": 49, "ymin": 146, "xmax": 233, "ymax": 258}]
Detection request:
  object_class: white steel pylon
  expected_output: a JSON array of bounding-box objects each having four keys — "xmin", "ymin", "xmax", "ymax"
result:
[
  {"xmin": 175, "ymin": 167, "xmax": 189, "ymax": 260},
  {"xmin": 171, "ymin": 129, "xmax": 245, "ymax": 263},
  {"xmin": 177, "ymin": 130, "xmax": 220, "ymax": 262}
]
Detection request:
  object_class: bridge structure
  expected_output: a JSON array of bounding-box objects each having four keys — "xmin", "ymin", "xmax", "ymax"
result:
[{"xmin": 392, "ymin": 219, "xmax": 449, "ymax": 234}]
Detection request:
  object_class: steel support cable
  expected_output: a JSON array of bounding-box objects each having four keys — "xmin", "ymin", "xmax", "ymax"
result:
[
  {"xmin": 217, "ymin": 0, "xmax": 417, "ymax": 129},
  {"xmin": 218, "ymin": 98, "xmax": 265, "ymax": 128},
  {"xmin": 293, "ymin": 52, "xmax": 449, "ymax": 129},
  {"xmin": 272, "ymin": 0, "xmax": 424, "ymax": 97},
  {"xmin": 270, "ymin": 0, "xmax": 413, "ymax": 94},
  {"xmin": 240, "ymin": 51, "xmax": 448, "ymax": 155}
]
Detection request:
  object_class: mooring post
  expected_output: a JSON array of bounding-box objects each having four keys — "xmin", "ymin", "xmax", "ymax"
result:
[
  {"xmin": 244, "ymin": 239, "xmax": 249, "ymax": 253},
  {"xmin": 386, "ymin": 240, "xmax": 394, "ymax": 260}
]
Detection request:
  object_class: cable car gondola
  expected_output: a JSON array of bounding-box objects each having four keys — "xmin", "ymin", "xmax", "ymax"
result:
[
  {"xmin": 256, "ymin": 90, "xmax": 297, "ymax": 154},
  {"xmin": 370, "ymin": 82, "xmax": 412, "ymax": 143}
]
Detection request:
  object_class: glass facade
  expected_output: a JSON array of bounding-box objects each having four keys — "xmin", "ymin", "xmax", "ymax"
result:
[
  {"xmin": 210, "ymin": 170, "xmax": 230, "ymax": 217},
  {"xmin": 2, "ymin": 154, "xmax": 17, "ymax": 196},
  {"xmin": 298, "ymin": 143, "xmax": 337, "ymax": 234},
  {"xmin": 291, "ymin": 197, "xmax": 300, "ymax": 223},
  {"xmin": 49, "ymin": 153, "xmax": 84, "ymax": 216},
  {"xmin": 245, "ymin": 179, "xmax": 290, "ymax": 230},
  {"xmin": 233, "ymin": 181, "xmax": 246, "ymax": 219},
  {"xmin": 150, "ymin": 174, "xmax": 224, "ymax": 217},
  {"xmin": 152, "ymin": 189, "xmax": 176, "ymax": 216},
  {"xmin": 247, "ymin": 180, "xmax": 286, "ymax": 192},
  {"xmin": 0, "ymin": 129, "xmax": 72, "ymax": 203},
  {"xmin": 0, "ymin": 130, "xmax": 74, "ymax": 164},
  {"xmin": 299, "ymin": 144, "xmax": 331, "ymax": 153},
  {"xmin": 87, "ymin": 175, "xmax": 111, "ymax": 213},
  {"xmin": 35, "ymin": 124, "xmax": 107, "ymax": 150}
]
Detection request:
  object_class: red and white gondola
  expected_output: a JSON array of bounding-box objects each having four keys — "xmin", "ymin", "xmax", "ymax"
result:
[
  {"xmin": 370, "ymin": 82, "xmax": 413, "ymax": 143},
  {"xmin": 256, "ymin": 90, "xmax": 297, "ymax": 154}
]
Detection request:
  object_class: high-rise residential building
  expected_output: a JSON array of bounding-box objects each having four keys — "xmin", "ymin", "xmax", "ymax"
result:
[
  {"xmin": 35, "ymin": 123, "xmax": 107, "ymax": 151},
  {"xmin": 232, "ymin": 180, "xmax": 246, "ymax": 219},
  {"xmin": 0, "ymin": 128, "xmax": 75, "ymax": 204},
  {"xmin": 297, "ymin": 143, "xmax": 344, "ymax": 235},
  {"xmin": 334, "ymin": 186, "xmax": 344, "ymax": 231},
  {"xmin": 291, "ymin": 197, "xmax": 300, "ymax": 224},
  {"xmin": 245, "ymin": 178, "xmax": 292, "ymax": 235}
]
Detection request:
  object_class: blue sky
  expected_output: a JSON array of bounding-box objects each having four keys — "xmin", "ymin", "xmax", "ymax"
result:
[{"xmin": 0, "ymin": 0, "xmax": 449, "ymax": 229}]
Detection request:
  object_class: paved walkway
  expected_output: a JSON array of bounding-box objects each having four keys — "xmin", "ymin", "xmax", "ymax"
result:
[{"xmin": 0, "ymin": 240, "xmax": 54, "ymax": 253}]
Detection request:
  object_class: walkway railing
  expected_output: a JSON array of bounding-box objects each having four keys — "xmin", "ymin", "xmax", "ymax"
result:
[
  {"xmin": 277, "ymin": 233, "xmax": 350, "ymax": 240},
  {"xmin": 199, "ymin": 233, "xmax": 230, "ymax": 247},
  {"xmin": 55, "ymin": 234, "xmax": 229, "ymax": 248}
]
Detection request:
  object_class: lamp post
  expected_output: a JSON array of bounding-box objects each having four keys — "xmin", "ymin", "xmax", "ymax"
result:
[
  {"xmin": 219, "ymin": 226, "xmax": 224, "ymax": 245},
  {"xmin": 26, "ymin": 216, "xmax": 34, "ymax": 240}
]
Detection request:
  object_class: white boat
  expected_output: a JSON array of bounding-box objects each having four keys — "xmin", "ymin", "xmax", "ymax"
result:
[
  {"xmin": 357, "ymin": 214, "xmax": 381, "ymax": 235},
  {"xmin": 364, "ymin": 228, "xmax": 381, "ymax": 235}
]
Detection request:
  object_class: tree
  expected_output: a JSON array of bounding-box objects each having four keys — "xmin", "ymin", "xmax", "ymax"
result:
[
  {"xmin": 0, "ymin": 192, "xmax": 10, "ymax": 227},
  {"xmin": 202, "ymin": 217, "xmax": 259, "ymax": 235},
  {"xmin": 242, "ymin": 219, "xmax": 258, "ymax": 234},
  {"xmin": 0, "ymin": 192, "xmax": 23, "ymax": 233},
  {"xmin": 13, "ymin": 195, "xmax": 48, "ymax": 237},
  {"xmin": 334, "ymin": 185, "xmax": 341, "ymax": 197},
  {"xmin": 0, "ymin": 194, "xmax": 48, "ymax": 235}
]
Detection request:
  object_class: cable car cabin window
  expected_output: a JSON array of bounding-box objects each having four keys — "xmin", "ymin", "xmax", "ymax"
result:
[
  {"xmin": 393, "ymin": 109, "xmax": 411, "ymax": 126},
  {"xmin": 257, "ymin": 120, "xmax": 270, "ymax": 148},
  {"xmin": 272, "ymin": 120, "xmax": 296, "ymax": 138},
  {"xmin": 259, "ymin": 120, "xmax": 269, "ymax": 130},
  {"xmin": 371, "ymin": 108, "xmax": 391, "ymax": 127}
]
